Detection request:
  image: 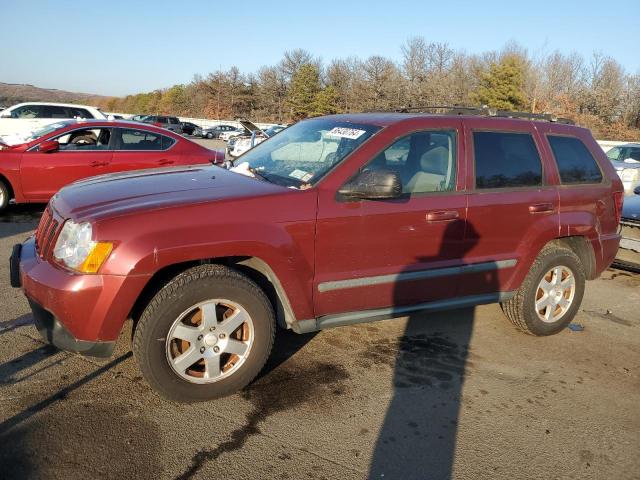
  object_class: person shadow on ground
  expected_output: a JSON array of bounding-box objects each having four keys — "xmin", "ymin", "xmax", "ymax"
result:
[{"xmin": 369, "ymin": 220, "xmax": 497, "ymax": 479}]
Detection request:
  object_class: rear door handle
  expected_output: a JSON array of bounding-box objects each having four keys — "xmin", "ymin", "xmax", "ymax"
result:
[
  {"xmin": 426, "ymin": 210, "xmax": 460, "ymax": 222},
  {"xmin": 528, "ymin": 203, "xmax": 554, "ymax": 214},
  {"xmin": 158, "ymin": 159, "xmax": 174, "ymax": 166},
  {"xmin": 89, "ymin": 160, "xmax": 109, "ymax": 167}
]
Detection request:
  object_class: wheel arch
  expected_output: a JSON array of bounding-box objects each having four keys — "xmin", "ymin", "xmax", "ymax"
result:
[
  {"xmin": 128, "ymin": 256, "xmax": 297, "ymax": 333},
  {"xmin": 0, "ymin": 173, "xmax": 15, "ymax": 200},
  {"xmin": 546, "ymin": 236, "xmax": 597, "ymax": 280}
]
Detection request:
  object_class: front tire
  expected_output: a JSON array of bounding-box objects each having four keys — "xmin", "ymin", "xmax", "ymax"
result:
[
  {"xmin": 501, "ymin": 246, "xmax": 585, "ymax": 336},
  {"xmin": 133, "ymin": 264, "xmax": 275, "ymax": 402},
  {"xmin": 206, "ymin": 132, "xmax": 214, "ymax": 139},
  {"xmin": 0, "ymin": 181, "xmax": 9, "ymax": 212}
]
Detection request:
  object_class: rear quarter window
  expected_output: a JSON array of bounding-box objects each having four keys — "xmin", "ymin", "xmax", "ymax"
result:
[
  {"xmin": 547, "ymin": 135, "xmax": 603, "ymax": 184},
  {"xmin": 473, "ymin": 131, "xmax": 542, "ymax": 189}
]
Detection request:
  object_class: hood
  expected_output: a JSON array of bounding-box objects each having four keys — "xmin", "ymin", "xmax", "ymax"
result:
[
  {"xmin": 237, "ymin": 119, "xmax": 264, "ymax": 135},
  {"xmin": 622, "ymin": 194, "xmax": 640, "ymax": 220},
  {"xmin": 52, "ymin": 164, "xmax": 284, "ymax": 221},
  {"xmin": 0, "ymin": 132, "xmax": 32, "ymax": 146}
]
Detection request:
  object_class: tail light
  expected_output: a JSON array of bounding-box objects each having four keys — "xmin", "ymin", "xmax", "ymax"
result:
[{"xmin": 613, "ymin": 191, "xmax": 624, "ymax": 224}]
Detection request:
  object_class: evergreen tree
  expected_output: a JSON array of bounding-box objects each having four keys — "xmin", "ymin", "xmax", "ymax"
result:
[
  {"xmin": 287, "ymin": 64, "xmax": 321, "ymax": 119},
  {"xmin": 313, "ymin": 85, "xmax": 340, "ymax": 116},
  {"xmin": 473, "ymin": 55, "xmax": 527, "ymax": 110}
]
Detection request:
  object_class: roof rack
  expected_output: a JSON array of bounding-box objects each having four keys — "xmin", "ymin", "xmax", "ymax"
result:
[{"xmin": 394, "ymin": 105, "xmax": 575, "ymax": 125}]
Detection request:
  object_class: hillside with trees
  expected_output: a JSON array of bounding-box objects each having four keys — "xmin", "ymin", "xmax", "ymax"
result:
[{"xmin": 7, "ymin": 38, "xmax": 639, "ymax": 140}]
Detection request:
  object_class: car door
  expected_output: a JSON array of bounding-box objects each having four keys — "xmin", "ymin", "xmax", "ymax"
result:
[
  {"xmin": 460, "ymin": 119, "xmax": 560, "ymax": 298},
  {"xmin": 20, "ymin": 127, "xmax": 114, "ymax": 201},
  {"xmin": 314, "ymin": 119, "xmax": 468, "ymax": 318},
  {"xmin": 111, "ymin": 127, "xmax": 179, "ymax": 170}
]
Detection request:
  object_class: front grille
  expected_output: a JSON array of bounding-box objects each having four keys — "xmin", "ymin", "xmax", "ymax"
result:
[{"xmin": 35, "ymin": 207, "xmax": 61, "ymax": 259}]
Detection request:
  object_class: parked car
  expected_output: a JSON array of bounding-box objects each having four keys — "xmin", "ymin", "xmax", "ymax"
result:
[
  {"xmin": 614, "ymin": 186, "xmax": 640, "ymax": 272},
  {"xmin": 10, "ymin": 111, "xmax": 623, "ymax": 402},
  {"xmin": 140, "ymin": 115, "xmax": 183, "ymax": 134},
  {"xmin": 0, "ymin": 102, "xmax": 107, "ymax": 143},
  {"xmin": 129, "ymin": 114, "xmax": 148, "ymax": 122},
  {"xmin": 181, "ymin": 122, "xmax": 202, "ymax": 136},
  {"xmin": 202, "ymin": 124, "xmax": 241, "ymax": 139},
  {"xmin": 606, "ymin": 143, "xmax": 640, "ymax": 195},
  {"xmin": 227, "ymin": 122, "xmax": 285, "ymax": 158},
  {"xmin": 0, "ymin": 120, "xmax": 224, "ymax": 211},
  {"xmin": 219, "ymin": 127, "xmax": 248, "ymax": 141}
]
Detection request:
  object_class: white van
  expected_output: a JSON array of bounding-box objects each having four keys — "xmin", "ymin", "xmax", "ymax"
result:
[{"xmin": 0, "ymin": 102, "xmax": 107, "ymax": 144}]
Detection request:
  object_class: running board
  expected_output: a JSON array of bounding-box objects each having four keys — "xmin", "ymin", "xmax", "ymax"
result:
[{"xmin": 292, "ymin": 292, "xmax": 515, "ymax": 334}]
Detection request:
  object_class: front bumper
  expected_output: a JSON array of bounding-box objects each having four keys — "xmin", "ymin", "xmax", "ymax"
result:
[
  {"xmin": 12, "ymin": 237, "xmax": 150, "ymax": 357},
  {"xmin": 29, "ymin": 298, "xmax": 116, "ymax": 357}
]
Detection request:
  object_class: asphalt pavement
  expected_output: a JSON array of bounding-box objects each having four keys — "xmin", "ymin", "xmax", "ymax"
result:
[{"xmin": 0, "ymin": 197, "xmax": 639, "ymax": 479}]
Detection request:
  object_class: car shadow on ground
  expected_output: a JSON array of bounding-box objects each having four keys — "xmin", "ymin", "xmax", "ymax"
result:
[
  {"xmin": 0, "ymin": 203, "xmax": 44, "ymax": 239},
  {"xmin": 368, "ymin": 220, "xmax": 493, "ymax": 479}
]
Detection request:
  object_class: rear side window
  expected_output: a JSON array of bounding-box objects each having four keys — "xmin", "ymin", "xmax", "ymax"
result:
[
  {"xmin": 547, "ymin": 136, "xmax": 602, "ymax": 184},
  {"xmin": 474, "ymin": 131, "xmax": 542, "ymax": 189},
  {"xmin": 66, "ymin": 107, "xmax": 93, "ymax": 119},
  {"xmin": 162, "ymin": 135, "xmax": 176, "ymax": 149},
  {"xmin": 119, "ymin": 129, "xmax": 163, "ymax": 150}
]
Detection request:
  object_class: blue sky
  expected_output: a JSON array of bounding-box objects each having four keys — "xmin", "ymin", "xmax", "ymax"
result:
[{"xmin": 1, "ymin": 0, "xmax": 638, "ymax": 96}]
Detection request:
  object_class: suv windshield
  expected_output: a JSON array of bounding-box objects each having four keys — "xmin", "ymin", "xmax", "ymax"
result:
[{"xmin": 234, "ymin": 118, "xmax": 380, "ymax": 187}]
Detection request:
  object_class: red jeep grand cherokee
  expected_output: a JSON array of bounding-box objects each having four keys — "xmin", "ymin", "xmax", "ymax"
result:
[{"xmin": 10, "ymin": 111, "xmax": 623, "ymax": 402}]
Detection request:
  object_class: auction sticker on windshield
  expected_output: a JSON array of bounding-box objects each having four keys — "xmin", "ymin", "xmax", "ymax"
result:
[
  {"xmin": 289, "ymin": 169, "xmax": 312, "ymax": 181},
  {"xmin": 327, "ymin": 127, "xmax": 366, "ymax": 139}
]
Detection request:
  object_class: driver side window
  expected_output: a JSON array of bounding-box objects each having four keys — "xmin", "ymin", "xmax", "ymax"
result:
[{"xmin": 363, "ymin": 130, "xmax": 457, "ymax": 195}]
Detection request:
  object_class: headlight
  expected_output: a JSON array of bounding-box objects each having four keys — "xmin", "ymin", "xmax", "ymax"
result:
[{"xmin": 53, "ymin": 221, "xmax": 113, "ymax": 273}]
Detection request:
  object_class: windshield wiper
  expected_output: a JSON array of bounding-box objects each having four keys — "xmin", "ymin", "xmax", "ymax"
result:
[{"xmin": 248, "ymin": 167, "xmax": 271, "ymax": 183}]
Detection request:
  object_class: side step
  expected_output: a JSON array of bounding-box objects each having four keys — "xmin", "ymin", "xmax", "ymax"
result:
[{"xmin": 292, "ymin": 292, "xmax": 515, "ymax": 334}]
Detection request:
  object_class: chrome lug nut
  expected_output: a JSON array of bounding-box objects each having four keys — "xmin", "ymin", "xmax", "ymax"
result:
[
  {"xmin": 213, "ymin": 346, "xmax": 220, "ymax": 353},
  {"xmin": 199, "ymin": 347, "xmax": 205, "ymax": 353},
  {"xmin": 197, "ymin": 334, "xmax": 203, "ymax": 341},
  {"xmin": 219, "ymin": 333, "xmax": 226, "ymax": 339}
]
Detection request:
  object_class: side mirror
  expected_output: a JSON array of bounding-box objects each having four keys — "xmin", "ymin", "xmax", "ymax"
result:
[
  {"xmin": 339, "ymin": 169, "xmax": 402, "ymax": 200},
  {"xmin": 209, "ymin": 149, "xmax": 226, "ymax": 165},
  {"xmin": 634, "ymin": 185, "xmax": 640, "ymax": 195},
  {"xmin": 38, "ymin": 140, "xmax": 59, "ymax": 153}
]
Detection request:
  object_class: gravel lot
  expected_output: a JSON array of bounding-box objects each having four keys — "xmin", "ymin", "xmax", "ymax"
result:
[{"xmin": 0, "ymin": 178, "xmax": 639, "ymax": 479}]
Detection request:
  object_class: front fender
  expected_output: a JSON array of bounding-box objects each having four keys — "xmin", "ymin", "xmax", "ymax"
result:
[{"xmin": 96, "ymin": 202, "xmax": 317, "ymax": 322}]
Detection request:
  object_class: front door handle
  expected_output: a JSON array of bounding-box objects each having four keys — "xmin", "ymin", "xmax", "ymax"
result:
[
  {"xmin": 528, "ymin": 203, "xmax": 554, "ymax": 214},
  {"xmin": 158, "ymin": 159, "xmax": 174, "ymax": 166},
  {"xmin": 426, "ymin": 210, "xmax": 460, "ymax": 222}
]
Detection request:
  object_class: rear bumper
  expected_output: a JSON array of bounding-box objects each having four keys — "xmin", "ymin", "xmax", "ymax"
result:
[
  {"xmin": 596, "ymin": 233, "xmax": 622, "ymax": 274},
  {"xmin": 14, "ymin": 237, "xmax": 150, "ymax": 353}
]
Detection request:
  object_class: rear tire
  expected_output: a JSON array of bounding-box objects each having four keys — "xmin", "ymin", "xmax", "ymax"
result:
[
  {"xmin": 501, "ymin": 246, "xmax": 585, "ymax": 336},
  {"xmin": 206, "ymin": 132, "xmax": 214, "ymax": 139},
  {"xmin": 133, "ymin": 264, "xmax": 275, "ymax": 402},
  {"xmin": 0, "ymin": 181, "xmax": 9, "ymax": 212}
]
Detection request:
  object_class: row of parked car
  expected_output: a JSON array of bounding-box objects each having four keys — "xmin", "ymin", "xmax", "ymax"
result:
[{"xmin": 0, "ymin": 101, "xmax": 287, "ymax": 147}]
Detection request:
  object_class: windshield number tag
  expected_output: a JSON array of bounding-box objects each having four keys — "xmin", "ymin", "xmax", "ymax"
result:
[{"xmin": 327, "ymin": 127, "xmax": 366, "ymax": 140}]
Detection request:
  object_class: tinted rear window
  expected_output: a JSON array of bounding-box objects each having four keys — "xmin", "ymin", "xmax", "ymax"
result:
[
  {"xmin": 547, "ymin": 136, "xmax": 602, "ymax": 184},
  {"xmin": 474, "ymin": 131, "xmax": 542, "ymax": 189}
]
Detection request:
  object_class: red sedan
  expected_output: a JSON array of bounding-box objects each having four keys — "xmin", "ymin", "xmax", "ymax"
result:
[{"xmin": 0, "ymin": 120, "xmax": 224, "ymax": 211}]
